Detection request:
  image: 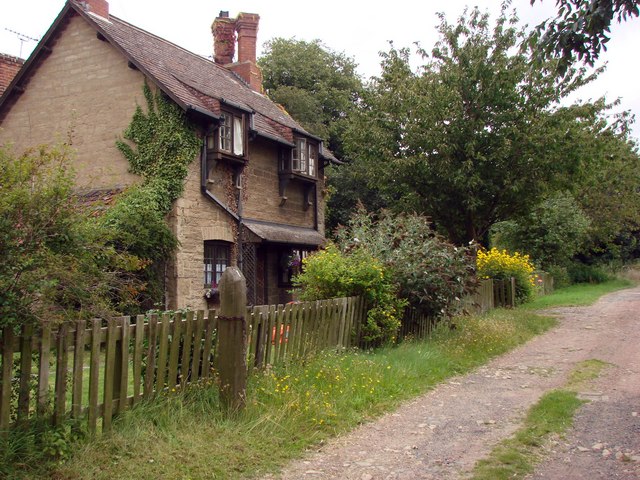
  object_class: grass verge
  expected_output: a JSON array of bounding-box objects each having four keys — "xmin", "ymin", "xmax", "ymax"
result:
[
  {"xmin": 7, "ymin": 309, "xmax": 555, "ymax": 480},
  {"xmin": 470, "ymin": 359, "xmax": 611, "ymax": 480},
  {"xmin": 524, "ymin": 279, "xmax": 632, "ymax": 310}
]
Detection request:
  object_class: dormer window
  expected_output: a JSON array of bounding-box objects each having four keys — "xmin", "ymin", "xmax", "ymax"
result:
[
  {"xmin": 206, "ymin": 110, "xmax": 246, "ymax": 165},
  {"xmin": 291, "ymin": 138, "xmax": 317, "ymax": 177}
]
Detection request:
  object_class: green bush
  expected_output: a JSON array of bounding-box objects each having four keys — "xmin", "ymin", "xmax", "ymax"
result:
[
  {"xmin": 490, "ymin": 192, "xmax": 590, "ymax": 269},
  {"xmin": 567, "ymin": 263, "xmax": 610, "ymax": 284},
  {"xmin": 334, "ymin": 208, "xmax": 477, "ymax": 318},
  {"xmin": 547, "ymin": 265, "xmax": 571, "ymax": 289},
  {"xmin": 293, "ymin": 243, "xmax": 406, "ymax": 345}
]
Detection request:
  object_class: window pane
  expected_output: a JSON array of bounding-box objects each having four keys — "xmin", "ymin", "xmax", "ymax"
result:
[
  {"xmin": 219, "ymin": 113, "xmax": 232, "ymax": 152},
  {"xmin": 292, "ymin": 142, "xmax": 300, "ymax": 170},
  {"xmin": 308, "ymin": 145, "xmax": 317, "ymax": 176},
  {"xmin": 233, "ymin": 116, "xmax": 244, "ymax": 156},
  {"xmin": 204, "ymin": 241, "xmax": 230, "ymax": 287}
]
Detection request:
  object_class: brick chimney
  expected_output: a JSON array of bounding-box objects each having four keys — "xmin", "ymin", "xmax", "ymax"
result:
[
  {"xmin": 212, "ymin": 11, "xmax": 236, "ymax": 65},
  {"xmin": 235, "ymin": 13, "xmax": 259, "ymax": 64},
  {"xmin": 77, "ymin": 0, "xmax": 109, "ymax": 18},
  {"xmin": 212, "ymin": 11, "xmax": 263, "ymax": 92}
]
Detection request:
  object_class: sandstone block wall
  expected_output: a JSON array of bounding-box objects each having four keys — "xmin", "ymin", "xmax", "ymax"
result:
[{"xmin": 0, "ymin": 14, "xmax": 143, "ymax": 189}]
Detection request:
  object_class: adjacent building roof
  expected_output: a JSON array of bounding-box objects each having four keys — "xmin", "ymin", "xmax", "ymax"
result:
[
  {"xmin": 0, "ymin": 53, "xmax": 24, "ymax": 96},
  {"xmin": 0, "ymin": 1, "xmax": 338, "ymax": 162}
]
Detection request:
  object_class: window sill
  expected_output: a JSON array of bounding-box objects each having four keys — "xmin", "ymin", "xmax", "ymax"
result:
[{"xmin": 207, "ymin": 149, "xmax": 246, "ymax": 166}]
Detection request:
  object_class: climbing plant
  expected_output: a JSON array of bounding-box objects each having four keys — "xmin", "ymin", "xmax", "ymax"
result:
[
  {"xmin": 116, "ymin": 83, "xmax": 201, "ymax": 209},
  {"xmin": 106, "ymin": 83, "xmax": 201, "ymax": 309}
]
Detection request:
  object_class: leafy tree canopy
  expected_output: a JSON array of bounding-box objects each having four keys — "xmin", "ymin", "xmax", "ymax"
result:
[
  {"xmin": 531, "ymin": 0, "xmax": 640, "ymax": 74},
  {"xmin": 258, "ymin": 38, "xmax": 363, "ymax": 155},
  {"xmin": 337, "ymin": 6, "xmax": 610, "ymax": 245}
]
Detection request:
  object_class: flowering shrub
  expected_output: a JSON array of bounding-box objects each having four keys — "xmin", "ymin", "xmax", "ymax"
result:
[
  {"xmin": 335, "ymin": 209, "xmax": 477, "ymax": 318},
  {"xmin": 292, "ymin": 243, "xmax": 406, "ymax": 345},
  {"xmin": 476, "ymin": 248, "xmax": 536, "ymax": 304}
]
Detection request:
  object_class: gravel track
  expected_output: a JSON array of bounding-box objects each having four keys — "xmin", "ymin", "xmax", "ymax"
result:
[{"xmin": 262, "ymin": 287, "xmax": 640, "ymax": 480}]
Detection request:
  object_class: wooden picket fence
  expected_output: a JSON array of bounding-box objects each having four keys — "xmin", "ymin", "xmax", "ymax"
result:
[
  {"xmin": 1, "ymin": 273, "xmax": 554, "ymax": 435},
  {"xmin": 0, "ymin": 296, "xmax": 365, "ymax": 434}
]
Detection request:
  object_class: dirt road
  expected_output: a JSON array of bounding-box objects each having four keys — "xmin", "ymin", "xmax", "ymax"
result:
[{"xmin": 264, "ymin": 287, "xmax": 640, "ymax": 480}]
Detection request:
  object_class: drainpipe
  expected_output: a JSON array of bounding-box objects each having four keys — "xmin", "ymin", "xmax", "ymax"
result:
[
  {"xmin": 237, "ymin": 168, "xmax": 244, "ymax": 272},
  {"xmin": 200, "ymin": 135, "xmax": 239, "ymax": 222}
]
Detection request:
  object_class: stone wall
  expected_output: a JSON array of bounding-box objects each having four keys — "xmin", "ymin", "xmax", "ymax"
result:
[
  {"xmin": 243, "ymin": 140, "xmax": 317, "ymax": 227},
  {"xmin": 0, "ymin": 14, "xmax": 143, "ymax": 189}
]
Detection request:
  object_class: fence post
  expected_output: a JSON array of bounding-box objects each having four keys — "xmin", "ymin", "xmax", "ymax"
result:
[
  {"xmin": 217, "ymin": 267, "xmax": 248, "ymax": 411},
  {"xmin": 510, "ymin": 277, "xmax": 516, "ymax": 307}
]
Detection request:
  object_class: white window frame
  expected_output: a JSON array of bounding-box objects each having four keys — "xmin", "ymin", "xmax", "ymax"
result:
[
  {"xmin": 292, "ymin": 138, "xmax": 317, "ymax": 177},
  {"xmin": 218, "ymin": 112, "xmax": 244, "ymax": 156}
]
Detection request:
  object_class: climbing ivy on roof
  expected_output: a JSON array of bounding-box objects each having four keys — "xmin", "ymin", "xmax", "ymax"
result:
[{"xmin": 116, "ymin": 83, "xmax": 201, "ymax": 211}]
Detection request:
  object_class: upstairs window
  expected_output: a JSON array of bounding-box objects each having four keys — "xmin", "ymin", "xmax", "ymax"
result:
[
  {"xmin": 291, "ymin": 138, "xmax": 317, "ymax": 177},
  {"xmin": 207, "ymin": 111, "xmax": 245, "ymax": 161},
  {"xmin": 204, "ymin": 241, "xmax": 231, "ymax": 288},
  {"xmin": 218, "ymin": 112, "xmax": 244, "ymax": 156}
]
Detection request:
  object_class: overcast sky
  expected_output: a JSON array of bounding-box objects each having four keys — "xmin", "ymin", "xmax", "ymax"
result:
[{"xmin": 2, "ymin": 0, "xmax": 638, "ymax": 141}]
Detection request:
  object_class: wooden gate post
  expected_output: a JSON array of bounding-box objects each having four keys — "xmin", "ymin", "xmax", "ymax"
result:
[
  {"xmin": 510, "ymin": 277, "xmax": 516, "ymax": 307},
  {"xmin": 217, "ymin": 267, "xmax": 248, "ymax": 411}
]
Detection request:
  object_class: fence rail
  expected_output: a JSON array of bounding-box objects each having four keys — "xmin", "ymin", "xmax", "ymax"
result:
[{"xmin": 0, "ymin": 296, "xmax": 365, "ymax": 434}]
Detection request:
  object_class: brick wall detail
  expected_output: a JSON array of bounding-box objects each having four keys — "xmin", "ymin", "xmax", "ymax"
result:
[{"xmin": 0, "ymin": 54, "xmax": 23, "ymax": 96}]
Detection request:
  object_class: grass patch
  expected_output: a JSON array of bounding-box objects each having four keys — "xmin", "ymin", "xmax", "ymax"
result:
[
  {"xmin": 566, "ymin": 359, "xmax": 611, "ymax": 390},
  {"xmin": 8, "ymin": 309, "xmax": 555, "ymax": 480},
  {"xmin": 471, "ymin": 358, "xmax": 610, "ymax": 480},
  {"xmin": 472, "ymin": 390, "xmax": 585, "ymax": 480},
  {"xmin": 524, "ymin": 279, "xmax": 632, "ymax": 310}
]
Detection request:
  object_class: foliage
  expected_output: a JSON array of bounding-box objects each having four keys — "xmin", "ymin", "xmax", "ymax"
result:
[
  {"xmin": 334, "ymin": 208, "xmax": 477, "ymax": 318},
  {"xmin": 112, "ymin": 84, "xmax": 201, "ymax": 309},
  {"xmin": 491, "ymin": 192, "xmax": 590, "ymax": 269},
  {"xmin": 546, "ymin": 264, "xmax": 571, "ymax": 288},
  {"xmin": 531, "ymin": 0, "xmax": 640, "ymax": 74},
  {"xmin": 567, "ymin": 262, "xmax": 610, "ymax": 284},
  {"xmin": 477, "ymin": 248, "xmax": 536, "ymax": 303},
  {"xmin": 258, "ymin": 38, "xmax": 363, "ymax": 156},
  {"xmin": 337, "ymin": 6, "xmax": 605, "ymax": 245},
  {"xmin": 0, "ymin": 144, "xmax": 143, "ymax": 329},
  {"xmin": 116, "ymin": 84, "xmax": 201, "ymax": 209},
  {"xmin": 567, "ymin": 119, "xmax": 640, "ymax": 260},
  {"xmin": 292, "ymin": 243, "xmax": 406, "ymax": 345}
]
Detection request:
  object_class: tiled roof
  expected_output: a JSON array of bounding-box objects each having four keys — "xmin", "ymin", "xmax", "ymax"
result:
[
  {"xmin": 84, "ymin": 10, "xmax": 309, "ymax": 145},
  {"xmin": 243, "ymin": 219, "xmax": 326, "ymax": 246},
  {"xmin": 0, "ymin": 2, "xmax": 340, "ymax": 161}
]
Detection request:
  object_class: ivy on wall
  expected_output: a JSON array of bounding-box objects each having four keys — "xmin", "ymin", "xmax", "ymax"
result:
[
  {"xmin": 117, "ymin": 83, "xmax": 201, "ymax": 210},
  {"xmin": 103, "ymin": 83, "xmax": 201, "ymax": 309}
]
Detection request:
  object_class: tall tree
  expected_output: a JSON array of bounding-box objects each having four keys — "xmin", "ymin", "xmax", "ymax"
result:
[
  {"xmin": 531, "ymin": 0, "xmax": 640, "ymax": 74},
  {"xmin": 339, "ymin": 7, "xmax": 604, "ymax": 245},
  {"xmin": 258, "ymin": 38, "xmax": 362, "ymax": 156}
]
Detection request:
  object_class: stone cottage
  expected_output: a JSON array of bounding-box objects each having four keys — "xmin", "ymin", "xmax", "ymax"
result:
[{"xmin": 0, "ymin": 0, "xmax": 335, "ymax": 309}]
